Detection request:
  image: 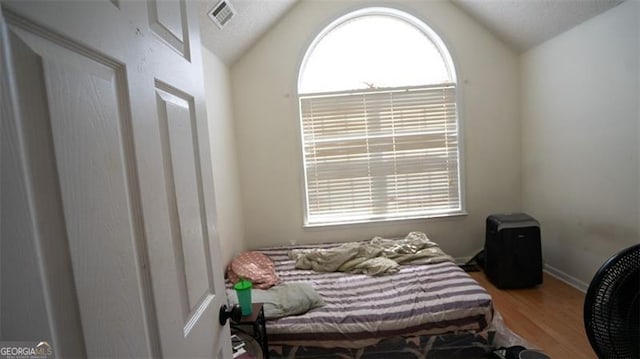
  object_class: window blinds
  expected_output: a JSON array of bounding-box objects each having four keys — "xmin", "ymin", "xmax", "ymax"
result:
[{"xmin": 299, "ymin": 84, "xmax": 461, "ymax": 225}]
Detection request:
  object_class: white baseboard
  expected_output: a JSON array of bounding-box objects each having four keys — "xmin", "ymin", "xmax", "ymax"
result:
[{"xmin": 543, "ymin": 263, "xmax": 589, "ymax": 293}]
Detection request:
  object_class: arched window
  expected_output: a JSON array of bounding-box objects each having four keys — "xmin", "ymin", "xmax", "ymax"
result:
[{"xmin": 299, "ymin": 8, "xmax": 463, "ymax": 226}]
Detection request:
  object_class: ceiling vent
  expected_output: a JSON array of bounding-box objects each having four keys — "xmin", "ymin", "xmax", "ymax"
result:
[{"xmin": 208, "ymin": 0, "xmax": 235, "ymax": 29}]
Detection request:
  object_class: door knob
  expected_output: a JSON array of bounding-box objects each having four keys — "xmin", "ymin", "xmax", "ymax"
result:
[{"xmin": 219, "ymin": 304, "xmax": 242, "ymax": 325}]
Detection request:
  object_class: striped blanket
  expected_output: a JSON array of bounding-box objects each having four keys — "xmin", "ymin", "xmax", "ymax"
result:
[{"xmin": 258, "ymin": 242, "xmax": 494, "ymax": 349}]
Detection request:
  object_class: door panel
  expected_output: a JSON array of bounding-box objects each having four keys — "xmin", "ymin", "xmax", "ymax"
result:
[
  {"xmin": 1, "ymin": 1, "xmax": 230, "ymax": 357},
  {"xmin": 7, "ymin": 21, "xmax": 154, "ymax": 358},
  {"xmin": 148, "ymin": 0, "xmax": 190, "ymax": 60},
  {"xmin": 155, "ymin": 82, "xmax": 214, "ymax": 323}
]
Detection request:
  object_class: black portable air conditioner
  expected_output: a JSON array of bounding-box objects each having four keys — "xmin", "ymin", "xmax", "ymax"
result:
[{"xmin": 484, "ymin": 213, "xmax": 543, "ymax": 289}]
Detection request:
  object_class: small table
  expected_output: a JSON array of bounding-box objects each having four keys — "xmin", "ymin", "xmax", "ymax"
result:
[{"xmin": 231, "ymin": 303, "xmax": 269, "ymax": 359}]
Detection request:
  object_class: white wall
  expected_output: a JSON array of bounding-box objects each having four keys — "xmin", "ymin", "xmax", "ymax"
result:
[
  {"xmin": 231, "ymin": 0, "xmax": 521, "ymax": 256},
  {"xmin": 521, "ymin": 0, "xmax": 639, "ymax": 289},
  {"xmin": 201, "ymin": 46, "xmax": 246, "ymax": 266}
]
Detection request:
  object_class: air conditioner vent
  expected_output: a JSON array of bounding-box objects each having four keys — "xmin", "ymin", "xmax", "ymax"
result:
[{"xmin": 208, "ymin": 0, "xmax": 235, "ymax": 29}]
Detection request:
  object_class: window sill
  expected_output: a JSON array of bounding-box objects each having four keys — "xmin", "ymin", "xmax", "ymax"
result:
[{"xmin": 303, "ymin": 211, "xmax": 469, "ymax": 229}]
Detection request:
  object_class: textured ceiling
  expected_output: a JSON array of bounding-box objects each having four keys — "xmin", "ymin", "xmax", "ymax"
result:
[
  {"xmin": 198, "ymin": 0, "xmax": 297, "ymax": 65},
  {"xmin": 197, "ymin": 0, "xmax": 625, "ymax": 65},
  {"xmin": 451, "ymin": 0, "xmax": 625, "ymax": 52}
]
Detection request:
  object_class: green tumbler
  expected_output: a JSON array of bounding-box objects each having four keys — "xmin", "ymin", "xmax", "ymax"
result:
[{"xmin": 233, "ymin": 279, "xmax": 252, "ymax": 316}]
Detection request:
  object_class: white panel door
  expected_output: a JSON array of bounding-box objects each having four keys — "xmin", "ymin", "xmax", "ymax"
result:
[{"xmin": 0, "ymin": 1, "xmax": 230, "ymax": 357}]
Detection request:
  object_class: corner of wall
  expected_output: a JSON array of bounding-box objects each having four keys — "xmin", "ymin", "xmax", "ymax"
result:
[
  {"xmin": 200, "ymin": 45, "xmax": 247, "ymax": 266},
  {"xmin": 520, "ymin": 1, "xmax": 639, "ymax": 285}
]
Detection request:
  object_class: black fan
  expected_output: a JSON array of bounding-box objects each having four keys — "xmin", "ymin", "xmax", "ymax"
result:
[{"xmin": 584, "ymin": 243, "xmax": 640, "ymax": 359}]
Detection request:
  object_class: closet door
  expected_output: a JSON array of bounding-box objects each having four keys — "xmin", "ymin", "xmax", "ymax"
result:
[{"xmin": 1, "ymin": 1, "xmax": 230, "ymax": 357}]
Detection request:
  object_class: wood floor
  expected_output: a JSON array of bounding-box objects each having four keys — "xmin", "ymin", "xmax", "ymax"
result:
[{"xmin": 469, "ymin": 271, "xmax": 596, "ymax": 359}]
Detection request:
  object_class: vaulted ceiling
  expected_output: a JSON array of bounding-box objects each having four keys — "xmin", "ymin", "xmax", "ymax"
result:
[
  {"xmin": 451, "ymin": 0, "xmax": 624, "ymax": 52},
  {"xmin": 198, "ymin": 0, "xmax": 625, "ymax": 66}
]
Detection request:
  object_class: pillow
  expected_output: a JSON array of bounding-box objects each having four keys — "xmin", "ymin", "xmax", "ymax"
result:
[
  {"xmin": 227, "ymin": 251, "xmax": 280, "ymax": 289},
  {"xmin": 227, "ymin": 283, "xmax": 325, "ymax": 319}
]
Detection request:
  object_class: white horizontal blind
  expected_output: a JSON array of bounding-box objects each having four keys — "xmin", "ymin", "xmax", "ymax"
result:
[{"xmin": 300, "ymin": 84, "xmax": 461, "ymax": 225}]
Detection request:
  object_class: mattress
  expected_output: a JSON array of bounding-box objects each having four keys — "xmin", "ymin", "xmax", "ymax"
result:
[{"xmin": 257, "ymin": 242, "xmax": 494, "ymax": 349}]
